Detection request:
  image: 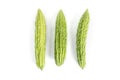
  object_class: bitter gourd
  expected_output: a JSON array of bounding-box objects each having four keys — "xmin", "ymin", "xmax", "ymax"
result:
[
  {"xmin": 55, "ymin": 10, "xmax": 67, "ymax": 66},
  {"xmin": 76, "ymin": 9, "xmax": 90, "ymax": 69},
  {"xmin": 35, "ymin": 9, "xmax": 46, "ymax": 70}
]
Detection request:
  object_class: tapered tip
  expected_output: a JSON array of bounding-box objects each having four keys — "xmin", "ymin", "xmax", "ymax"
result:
[
  {"xmin": 37, "ymin": 9, "xmax": 43, "ymax": 15},
  {"xmin": 81, "ymin": 65, "xmax": 85, "ymax": 69},
  {"xmin": 84, "ymin": 9, "xmax": 89, "ymax": 16},
  {"xmin": 36, "ymin": 63, "xmax": 44, "ymax": 70},
  {"xmin": 80, "ymin": 9, "xmax": 90, "ymax": 22},
  {"xmin": 79, "ymin": 63, "xmax": 85, "ymax": 69},
  {"xmin": 58, "ymin": 9, "xmax": 64, "ymax": 15},
  {"xmin": 40, "ymin": 66, "xmax": 44, "ymax": 70},
  {"xmin": 85, "ymin": 9, "xmax": 89, "ymax": 13},
  {"xmin": 55, "ymin": 62, "xmax": 63, "ymax": 66}
]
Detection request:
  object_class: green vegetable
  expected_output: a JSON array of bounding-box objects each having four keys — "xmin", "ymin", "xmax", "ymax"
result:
[
  {"xmin": 76, "ymin": 9, "xmax": 90, "ymax": 69},
  {"xmin": 55, "ymin": 10, "xmax": 67, "ymax": 66},
  {"xmin": 35, "ymin": 9, "xmax": 46, "ymax": 70}
]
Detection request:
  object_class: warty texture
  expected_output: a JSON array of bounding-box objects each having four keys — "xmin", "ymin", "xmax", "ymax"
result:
[
  {"xmin": 76, "ymin": 9, "xmax": 90, "ymax": 69},
  {"xmin": 55, "ymin": 10, "xmax": 67, "ymax": 66},
  {"xmin": 35, "ymin": 9, "xmax": 46, "ymax": 70}
]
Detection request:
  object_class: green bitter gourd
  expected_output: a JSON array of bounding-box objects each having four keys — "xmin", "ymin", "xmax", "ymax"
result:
[
  {"xmin": 55, "ymin": 10, "xmax": 67, "ymax": 66},
  {"xmin": 35, "ymin": 9, "xmax": 46, "ymax": 70},
  {"xmin": 76, "ymin": 9, "xmax": 90, "ymax": 69}
]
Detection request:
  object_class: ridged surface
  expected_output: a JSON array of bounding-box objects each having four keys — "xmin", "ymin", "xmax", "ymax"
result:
[
  {"xmin": 55, "ymin": 10, "xmax": 67, "ymax": 66},
  {"xmin": 35, "ymin": 9, "xmax": 46, "ymax": 70},
  {"xmin": 76, "ymin": 9, "xmax": 90, "ymax": 69}
]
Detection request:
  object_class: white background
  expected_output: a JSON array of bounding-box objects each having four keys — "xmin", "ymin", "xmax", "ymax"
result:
[{"xmin": 0, "ymin": 0, "xmax": 120, "ymax": 80}]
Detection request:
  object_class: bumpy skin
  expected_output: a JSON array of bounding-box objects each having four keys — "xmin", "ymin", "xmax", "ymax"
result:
[
  {"xmin": 55, "ymin": 10, "xmax": 67, "ymax": 66},
  {"xmin": 76, "ymin": 9, "xmax": 90, "ymax": 69},
  {"xmin": 35, "ymin": 9, "xmax": 46, "ymax": 70}
]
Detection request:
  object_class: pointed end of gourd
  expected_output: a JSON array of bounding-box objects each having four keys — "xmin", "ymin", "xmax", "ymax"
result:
[
  {"xmin": 40, "ymin": 66, "xmax": 44, "ymax": 70},
  {"xmin": 39, "ymin": 65, "xmax": 44, "ymax": 70},
  {"xmin": 36, "ymin": 9, "xmax": 42, "ymax": 21},
  {"xmin": 40, "ymin": 62, "xmax": 45, "ymax": 70},
  {"xmin": 55, "ymin": 60, "xmax": 64, "ymax": 66},
  {"xmin": 83, "ymin": 9, "xmax": 89, "ymax": 16},
  {"xmin": 58, "ymin": 9, "xmax": 64, "ymax": 16},
  {"xmin": 79, "ymin": 63, "xmax": 86, "ymax": 69},
  {"xmin": 78, "ymin": 60, "xmax": 86, "ymax": 69},
  {"xmin": 56, "ymin": 63, "xmax": 63, "ymax": 66},
  {"xmin": 59, "ymin": 9, "xmax": 63, "ymax": 13},
  {"xmin": 81, "ymin": 65, "xmax": 85, "ymax": 69},
  {"xmin": 38, "ymin": 9, "xmax": 41, "ymax": 13},
  {"xmin": 85, "ymin": 9, "xmax": 89, "ymax": 13},
  {"xmin": 37, "ymin": 9, "xmax": 43, "ymax": 16},
  {"xmin": 79, "ymin": 9, "xmax": 89, "ymax": 24},
  {"xmin": 35, "ymin": 8, "xmax": 46, "ymax": 26},
  {"xmin": 36, "ymin": 62, "xmax": 44, "ymax": 70},
  {"xmin": 36, "ymin": 9, "xmax": 45, "ymax": 20},
  {"xmin": 84, "ymin": 9, "xmax": 89, "ymax": 18}
]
